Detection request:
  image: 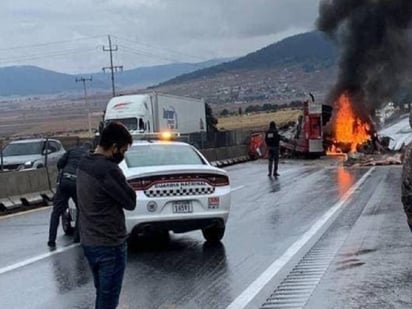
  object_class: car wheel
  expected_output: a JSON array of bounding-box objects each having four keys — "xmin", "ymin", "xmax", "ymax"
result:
[
  {"xmin": 61, "ymin": 208, "xmax": 74, "ymax": 235},
  {"xmin": 156, "ymin": 229, "xmax": 170, "ymax": 245},
  {"xmin": 202, "ymin": 226, "xmax": 225, "ymax": 242}
]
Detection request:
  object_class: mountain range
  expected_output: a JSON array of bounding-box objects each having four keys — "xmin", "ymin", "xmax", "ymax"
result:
[
  {"xmin": 0, "ymin": 31, "xmax": 338, "ymax": 102},
  {"xmin": 0, "ymin": 58, "xmax": 233, "ymax": 97}
]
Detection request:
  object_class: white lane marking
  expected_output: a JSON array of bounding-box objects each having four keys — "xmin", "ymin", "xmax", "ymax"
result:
[
  {"xmin": 0, "ymin": 186, "xmax": 244, "ymax": 274},
  {"xmin": 0, "ymin": 243, "xmax": 80, "ymax": 275},
  {"xmin": 226, "ymin": 167, "xmax": 375, "ymax": 309},
  {"xmin": 231, "ymin": 185, "xmax": 245, "ymax": 192}
]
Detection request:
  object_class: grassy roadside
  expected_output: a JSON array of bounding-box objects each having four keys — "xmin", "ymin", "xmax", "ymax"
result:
[
  {"xmin": 217, "ymin": 109, "xmax": 302, "ymax": 131},
  {"xmin": 6, "ymin": 108, "xmax": 302, "ymax": 138}
]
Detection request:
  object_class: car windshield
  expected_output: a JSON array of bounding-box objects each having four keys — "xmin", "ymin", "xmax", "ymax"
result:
[
  {"xmin": 3, "ymin": 141, "xmax": 43, "ymax": 156},
  {"xmin": 105, "ymin": 118, "xmax": 137, "ymax": 131},
  {"xmin": 125, "ymin": 144, "xmax": 205, "ymax": 167}
]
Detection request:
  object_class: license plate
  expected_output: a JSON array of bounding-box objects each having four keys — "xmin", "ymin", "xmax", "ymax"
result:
[{"xmin": 172, "ymin": 201, "xmax": 193, "ymax": 213}]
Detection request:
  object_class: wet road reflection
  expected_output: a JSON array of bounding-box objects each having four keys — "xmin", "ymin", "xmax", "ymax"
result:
[
  {"xmin": 336, "ymin": 166, "xmax": 355, "ymax": 197},
  {"xmin": 269, "ymin": 177, "xmax": 281, "ymax": 193},
  {"xmin": 0, "ymin": 160, "xmax": 379, "ymax": 309},
  {"xmin": 51, "ymin": 247, "xmax": 91, "ymax": 294},
  {"xmin": 121, "ymin": 237, "xmax": 229, "ymax": 309}
]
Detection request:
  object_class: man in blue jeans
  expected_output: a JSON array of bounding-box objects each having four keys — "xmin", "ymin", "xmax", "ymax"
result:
[{"xmin": 77, "ymin": 122, "xmax": 136, "ymax": 309}]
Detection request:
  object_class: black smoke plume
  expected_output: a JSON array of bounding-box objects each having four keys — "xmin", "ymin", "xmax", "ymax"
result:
[{"xmin": 317, "ymin": 0, "xmax": 412, "ymax": 122}]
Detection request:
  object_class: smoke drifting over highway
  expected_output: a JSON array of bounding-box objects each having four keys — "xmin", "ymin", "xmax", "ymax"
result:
[{"xmin": 317, "ymin": 0, "xmax": 412, "ymax": 120}]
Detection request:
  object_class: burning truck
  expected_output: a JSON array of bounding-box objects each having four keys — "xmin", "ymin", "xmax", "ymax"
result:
[
  {"xmin": 248, "ymin": 92, "xmax": 388, "ymax": 160},
  {"xmin": 324, "ymin": 92, "xmax": 377, "ymax": 154},
  {"xmin": 249, "ymin": 0, "xmax": 412, "ymax": 160},
  {"xmin": 281, "ymin": 92, "xmax": 388, "ymax": 157},
  {"xmin": 316, "ymin": 0, "xmax": 412, "ymax": 155},
  {"xmin": 277, "ymin": 95, "xmax": 332, "ymax": 158},
  {"xmin": 248, "ymin": 95, "xmax": 333, "ymax": 159}
]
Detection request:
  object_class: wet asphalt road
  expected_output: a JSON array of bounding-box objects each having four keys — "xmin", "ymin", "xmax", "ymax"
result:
[{"xmin": 0, "ymin": 158, "xmax": 411, "ymax": 309}]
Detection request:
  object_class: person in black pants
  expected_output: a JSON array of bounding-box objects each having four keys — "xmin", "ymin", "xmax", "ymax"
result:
[
  {"xmin": 265, "ymin": 121, "xmax": 285, "ymax": 177},
  {"xmin": 47, "ymin": 143, "xmax": 91, "ymax": 247},
  {"xmin": 77, "ymin": 122, "xmax": 136, "ymax": 309}
]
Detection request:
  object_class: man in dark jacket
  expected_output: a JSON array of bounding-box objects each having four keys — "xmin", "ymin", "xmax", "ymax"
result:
[
  {"xmin": 77, "ymin": 122, "xmax": 136, "ymax": 309},
  {"xmin": 265, "ymin": 121, "xmax": 284, "ymax": 177},
  {"xmin": 47, "ymin": 143, "xmax": 90, "ymax": 247}
]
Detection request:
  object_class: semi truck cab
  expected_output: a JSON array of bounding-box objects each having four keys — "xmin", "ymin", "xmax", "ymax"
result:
[{"xmin": 104, "ymin": 95, "xmax": 151, "ymax": 133}]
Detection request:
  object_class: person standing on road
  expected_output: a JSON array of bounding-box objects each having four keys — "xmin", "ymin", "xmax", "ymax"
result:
[
  {"xmin": 265, "ymin": 121, "xmax": 285, "ymax": 177},
  {"xmin": 47, "ymin": 142, "xmax": 90, "ymax": 247},
  {"xmin": 401, "ymin": 142, "xmax": 412, "ymax": 232},
  {"xmin": 77, "ymin": 122, "xmax": 136, "ymax": 309}
]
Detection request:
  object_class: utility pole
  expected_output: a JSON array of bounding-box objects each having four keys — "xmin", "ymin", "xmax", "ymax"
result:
[
  {"xmin": 103, "ymin": 35, "xmax": 123, "ymax": 97},
  {"xmin": 76, "ymin": 76, "xmax": 93, "ymax": 137}
]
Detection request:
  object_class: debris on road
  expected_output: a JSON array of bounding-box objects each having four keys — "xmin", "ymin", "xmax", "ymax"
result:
[{"xmin": 347, "ymin": 153, "xmax": 402, "ymax": 167}]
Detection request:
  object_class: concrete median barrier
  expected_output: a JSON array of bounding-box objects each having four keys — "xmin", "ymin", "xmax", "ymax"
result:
[
  {"xmin": 200, "ymin": 145, "xmax": 249, "ymax": 167},
  {"xmin": 0, "ymin": 167, "xmax": 57, "ymax": 212},
  {"xmin": 0, "ymin": 198, "xmax": 16, "ymax": 211},
  {"xmin": 0, "ymin": 145, "xmax": 248, "ymax": 214}
]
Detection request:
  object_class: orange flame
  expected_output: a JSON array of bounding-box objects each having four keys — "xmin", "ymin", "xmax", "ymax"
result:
[{"xmin": 329, "ymin": 92, "xmax": 371, "ymax": 153}]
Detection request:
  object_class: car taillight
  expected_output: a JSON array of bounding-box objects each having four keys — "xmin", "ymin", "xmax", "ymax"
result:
[
  {"xmin": 205, "ymin": 175, "xmax": 230, "ymax": 186},
  {"xmin": 128, "ymin": 178, "xmax": 153, "ymax": 190}
]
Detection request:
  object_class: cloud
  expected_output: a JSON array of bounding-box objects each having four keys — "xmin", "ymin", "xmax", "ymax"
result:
[
  {"xmin": 0, "ymin": 0, "xmax": 320, "ymax": 73},
  {"xmin": 112, "ymin": 0, "xmax": 319, "ymax": 40}
]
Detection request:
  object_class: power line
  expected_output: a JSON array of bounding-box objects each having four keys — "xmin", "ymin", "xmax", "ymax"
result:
[
  {"xmin": 0, "ymin": 35, "xmax": 106, "ymax": 52},
  {"xmin": 118, "ymin": 45, "xmax": 205, "ymax": 69},
  {"xmin": 118, "ymin": 45, "xmax": 185, "ymax": 63},
  {"xmin": 111, "ymin": 34, "xmax": 207, "ymax": 62},
  {"xmin": 103, "ymin": 35, "xmax": 123, "ymax": 97},
  {"xmin": 0, "ymin": 48, "xmax": 97, "ymax": 64}
]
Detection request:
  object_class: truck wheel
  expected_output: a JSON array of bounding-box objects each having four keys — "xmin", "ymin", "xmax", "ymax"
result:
[
  {"xmin": 202, "ymin": 226, "xmax": 225, "ymax": 242},
  {"xmin": 61, "ymin": 208, "xmax": 74, "ymax": 235}
]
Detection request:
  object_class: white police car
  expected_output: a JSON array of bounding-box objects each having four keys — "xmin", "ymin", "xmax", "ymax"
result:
[
  {"xmin": 123, "ymin": 134, "xmax": 231, "ymax": 242},
  {"xmin": 63, "ymin": 133, "xmax": 231, "ymax": 243}
]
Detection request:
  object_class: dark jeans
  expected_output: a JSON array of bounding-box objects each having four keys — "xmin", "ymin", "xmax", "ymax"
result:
[
  {"xmin": 48, "ymin": 177, "xmax": 77, "ymax": 242},
  {"xmin": 83, "ymin": 242, "xmax": 128, "ymax": 309},
  {"xmin": 267, "ymin": 147, "xmax": 279, "ymax": 175}
]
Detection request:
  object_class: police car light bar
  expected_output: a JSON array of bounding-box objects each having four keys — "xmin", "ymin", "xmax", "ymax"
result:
[{"xmin": 131, "ymin": 131, "xmax": 181, "ymax": 141}]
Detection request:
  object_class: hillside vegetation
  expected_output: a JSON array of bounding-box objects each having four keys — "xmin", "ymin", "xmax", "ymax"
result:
[
  {"xmin": 159, "ymin": 31, "xmax": 337, "ymax": 86},
  {"xmin": 153, "ymin": 31, "xmax": 338, "ymax": 105}
]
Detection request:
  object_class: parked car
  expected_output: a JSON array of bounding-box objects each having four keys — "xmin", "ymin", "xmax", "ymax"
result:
[
  {"xmin": 63, "ymin": 134, "xmax": 231, "ymax": 243},
  {"xmin": 1, "ymin": 138, "xmax": 66, "ymax": 171}
]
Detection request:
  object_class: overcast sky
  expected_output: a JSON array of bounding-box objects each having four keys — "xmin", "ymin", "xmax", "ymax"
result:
[{"xmin": 0, "ymin": 0, "xmax": 320, "ymax": 74}]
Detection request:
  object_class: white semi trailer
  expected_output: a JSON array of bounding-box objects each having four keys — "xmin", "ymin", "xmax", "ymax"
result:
[{"xmin": 104, "ymin": 93, "xmax": 206, "ymax": 134}]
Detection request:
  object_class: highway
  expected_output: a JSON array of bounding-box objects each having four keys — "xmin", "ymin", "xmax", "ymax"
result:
[{"xmin": 0, "ymin": 158, "xmax": 410, "ymax": 309}]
